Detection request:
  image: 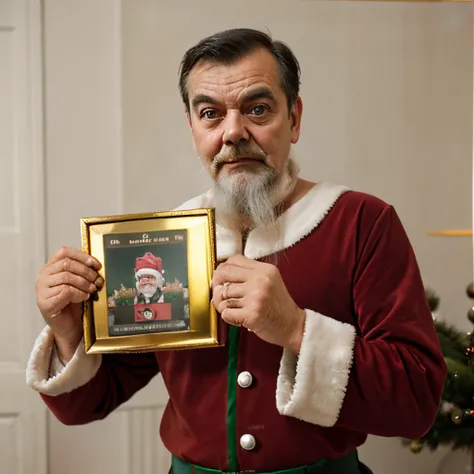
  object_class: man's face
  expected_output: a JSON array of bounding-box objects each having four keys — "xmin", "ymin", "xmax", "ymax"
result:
[
  {"xmin": 138, "ymin": 274, "xmax": 157, "ymax": 289},
  {"xmin": 136, "ymin": 274, "xmax": 161, "ymax": 298},
  {"xmin": 185, "ymin": 48, "xmax": 303, "ymax": 185}
]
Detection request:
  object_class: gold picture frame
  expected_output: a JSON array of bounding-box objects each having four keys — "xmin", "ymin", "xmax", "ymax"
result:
[{"xmin": 80, "ymin": 208, "xmax": 221, "ymax": 354}]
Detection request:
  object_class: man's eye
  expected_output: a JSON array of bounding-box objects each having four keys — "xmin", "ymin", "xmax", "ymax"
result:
[
  {"xmin": 249, "ymin": 105, "xmax": 267, "ymax": 116},
  {"xmin": 201, "ymin": 109, "xmax": 218, "ymax": 120}
]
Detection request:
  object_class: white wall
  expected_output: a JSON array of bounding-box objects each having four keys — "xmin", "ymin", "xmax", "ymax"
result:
[{"xmin": 43, "ymin": 1, "xmax": 473, "ymax": 473}]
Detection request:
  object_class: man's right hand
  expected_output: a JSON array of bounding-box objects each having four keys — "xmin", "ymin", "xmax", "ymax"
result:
[{"xmin": 36, "ymin": 246, "xmax": 103, "ymax": 363}]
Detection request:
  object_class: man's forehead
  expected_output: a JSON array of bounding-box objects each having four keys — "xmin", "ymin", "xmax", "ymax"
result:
[{"xmin": 187, "ymin": 49, "xmax": 281, "ymax": 99}]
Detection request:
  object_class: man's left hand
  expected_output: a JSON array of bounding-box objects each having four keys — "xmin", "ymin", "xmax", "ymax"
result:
[{"xmin": 212, "ymin": 254, "xmax": 306, "ymax": 354}]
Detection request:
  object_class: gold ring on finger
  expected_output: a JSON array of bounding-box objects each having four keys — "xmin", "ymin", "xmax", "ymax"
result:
[{"xmin": 226, "ymin": 298, "xmax": 241, "ymax": 308}]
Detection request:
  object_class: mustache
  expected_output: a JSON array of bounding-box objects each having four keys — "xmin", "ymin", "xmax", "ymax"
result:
[{"xmin": 212, "ymin": 142, "xmax": 267, "ymax": 169}]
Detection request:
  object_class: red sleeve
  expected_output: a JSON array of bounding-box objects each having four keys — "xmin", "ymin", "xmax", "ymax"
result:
[
  {"xmin": 337, "ymin": 205, "xmax": 447, "ymax": 437},
  {"xmin": 41, "ymin": 352, "xmax": 159, "ymax": 425}
]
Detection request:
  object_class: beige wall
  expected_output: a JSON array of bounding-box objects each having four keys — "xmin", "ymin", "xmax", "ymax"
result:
[
  {"xmin": 120, "ymin": 1, "xmax": 472, "ymax": 472},
  {"xmin": 44, "ymin": 1, "xmax": 473, "ymax": 473},
  {"xmin": 121, "ymin": 0, "xmax": 473, "ymax": 331}
]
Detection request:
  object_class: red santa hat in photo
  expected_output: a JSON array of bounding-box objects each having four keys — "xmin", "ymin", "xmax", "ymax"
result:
[{"xmin": 135, "ymin": 252, "xmax": 164, "ymax": 282}]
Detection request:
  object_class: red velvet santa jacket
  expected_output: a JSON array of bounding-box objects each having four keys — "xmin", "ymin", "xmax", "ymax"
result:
[{"xmin": 26, "ymin": 182, "xmax": 446, "ymax": 472}]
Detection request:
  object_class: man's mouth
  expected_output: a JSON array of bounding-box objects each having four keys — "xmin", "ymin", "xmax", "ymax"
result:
[
  {"xmin": 211, "ymin": 154, "xmax": 266, "ymax": 177},
  {"xmin": 222, "ymin": 157, "xmax": 264, "ymax": 165}
]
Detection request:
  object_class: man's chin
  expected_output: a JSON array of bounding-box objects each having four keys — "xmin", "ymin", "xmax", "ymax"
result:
[{"xmin": 217, "ymin": 165, "xmax": 266, "ymax": 185}]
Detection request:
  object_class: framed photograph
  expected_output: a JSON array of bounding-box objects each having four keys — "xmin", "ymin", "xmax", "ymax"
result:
[{"xmin": 80, "ymin": 208, "xmax": 221, "ymax": 354}]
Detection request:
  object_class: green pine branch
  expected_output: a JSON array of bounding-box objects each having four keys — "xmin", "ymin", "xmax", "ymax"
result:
[
  {"xmin": 403, "ymin": 289, "xmax": 474, "ymax": 452},
  {"xmin": 436, "ymin": 321, "xmax": 471, "ymax": 364}
]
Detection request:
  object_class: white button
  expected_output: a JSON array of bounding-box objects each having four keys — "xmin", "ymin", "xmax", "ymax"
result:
[
  {"xmin": 237, "ymin": 371, "xmax": 253, "ymax": 388},
  {"xmin": 240, "ymin": 434, "xmax": 256, "ymax": 451}
]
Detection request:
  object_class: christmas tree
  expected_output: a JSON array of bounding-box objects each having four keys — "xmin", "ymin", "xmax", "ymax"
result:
[{"xmin": 404, "ymin": 287, "xmax": 474, "ymax": 454}]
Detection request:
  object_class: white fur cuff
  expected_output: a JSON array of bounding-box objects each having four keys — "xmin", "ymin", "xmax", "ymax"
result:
[
  {"xmin": 26, "ymin": 326, "xmax": 102, "ymax": 396},
  {"xmin": 276, "ymin": 309, "xmax": 356, "ymax": 427}
]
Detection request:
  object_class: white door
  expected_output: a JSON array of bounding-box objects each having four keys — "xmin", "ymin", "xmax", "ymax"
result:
[
  {"xmin": 0, "ymin": 0, "xmax": 47, "ymax": 473},
  {"xmin": 43, "ymin": 1, "xmax": 172, "ymax": 473}
]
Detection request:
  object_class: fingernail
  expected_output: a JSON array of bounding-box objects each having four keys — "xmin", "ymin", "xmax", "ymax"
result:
[
  {"xmin": 89, "ymin": 284, "xmax": 97, "ymax": 292},
  {"xmin": 95, "ymin": 277, "xmax": 104, "ymax": 287},
  {"xmin": 86, "ymin": 257, "xmax": 102, "ymax": 270}
]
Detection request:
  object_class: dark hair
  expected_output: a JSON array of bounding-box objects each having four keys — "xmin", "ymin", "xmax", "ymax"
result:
[{"xmin": 178, "ymin": 28, "xmax": 301, "ymax": 114}]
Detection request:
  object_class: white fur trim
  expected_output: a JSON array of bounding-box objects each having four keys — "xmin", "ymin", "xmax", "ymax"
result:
[
  {"xmin": 174, "ymin": 192, "xmax": 242, "ymax": 261},
  {"xmin": 214, "ymin": 225, "xmax": 242, "ymax": 260},
  {"xmin": 50, "ymin": 342, "xmax": 67, "ymax": 375},
  {"xmin": 175, "ymin": 182, "xmax": 348, "ymax": 260},
  {"xmin": 26, "ymin": 325, "xmax": 102, "ymax": 396},
  {"xmin": 276, "ymin": 309, "xmax": 356, "ymax": 427},
  {"xmin": 246, "ymin": 182, "xmax": 348, "ymax": 259}
]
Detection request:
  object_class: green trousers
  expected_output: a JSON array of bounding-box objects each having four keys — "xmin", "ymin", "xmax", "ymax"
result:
[{"xmin": 170, "ymin": 450, "xmax": 366, "ymax": 474}]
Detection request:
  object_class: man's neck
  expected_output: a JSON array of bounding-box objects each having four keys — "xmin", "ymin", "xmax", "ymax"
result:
[{"xmin": 279, "ymin": 178, "xmax": 316, "ymax": 214}]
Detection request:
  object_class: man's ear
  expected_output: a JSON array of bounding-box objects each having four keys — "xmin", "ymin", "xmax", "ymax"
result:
[
  {"xmin": 290, "ymin": 97, "xmax": 303, "ymax": 144},
  {"xmin": 185, "ymin": 108, "xmax": 192, "ymax": 128},
  {"xmin": 185, "ymin": 109, "xmax": 199, "ymax": 154}
]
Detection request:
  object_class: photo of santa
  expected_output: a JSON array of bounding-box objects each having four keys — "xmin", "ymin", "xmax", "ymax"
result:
[
  {"xmin": 103, "ymin": 229, "xmax": 190, "ymax": 336},
  {"xmin": 134, "ymin": 252, "xmax": 165, "ymax": 304}
]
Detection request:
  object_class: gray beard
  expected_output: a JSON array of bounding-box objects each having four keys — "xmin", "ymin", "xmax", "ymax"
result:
[{"xmin": 212, "ymin": 157, "xmax": 299, "ymax": 234}]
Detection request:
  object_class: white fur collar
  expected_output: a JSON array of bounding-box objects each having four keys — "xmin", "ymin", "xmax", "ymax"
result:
[{"xmin": 175, "ymin": 181, "xmax": 349, "ymax": 260}]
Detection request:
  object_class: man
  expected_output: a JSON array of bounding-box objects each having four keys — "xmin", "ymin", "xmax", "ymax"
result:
[
  {"xmin": 27, "ymin": 29, "xmax": 446, "ymax": 474},
  {"xmin": 134, "ymin": 252, "xmax": 165, "ymax": 304}
]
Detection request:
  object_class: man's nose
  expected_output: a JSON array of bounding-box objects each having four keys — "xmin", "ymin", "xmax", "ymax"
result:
[{"xmin": 222, "ymin": 110, "xmax": 249, "ymax": 146}]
